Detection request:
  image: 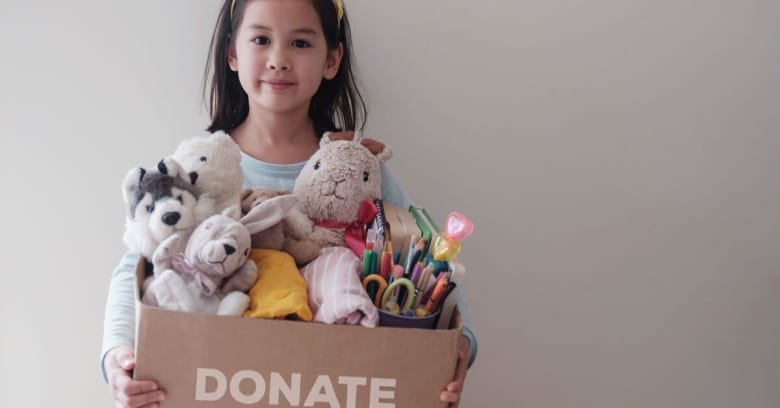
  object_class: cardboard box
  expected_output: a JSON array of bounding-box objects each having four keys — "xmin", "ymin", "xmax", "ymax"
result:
[{"xmin": 133, "ymin": 259, "xmax": 461, "ymax": 408}]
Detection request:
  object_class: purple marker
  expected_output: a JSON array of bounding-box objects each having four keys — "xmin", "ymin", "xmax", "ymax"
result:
[{"xmin": 410, "ymin": 262, "xmax": 424, "ymax": 285}]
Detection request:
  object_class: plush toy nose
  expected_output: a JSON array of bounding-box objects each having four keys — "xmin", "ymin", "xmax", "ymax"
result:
[
  {"xmin": 162, "ymin": 212, "xmax": 181, "ymax": 226},
  {"xmin": 223, "ymin": 244, "xmax": 236, "ymax": 255}
]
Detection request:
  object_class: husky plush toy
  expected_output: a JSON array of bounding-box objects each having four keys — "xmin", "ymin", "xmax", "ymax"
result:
[{"xmin": 121, "ymin": 159, "xmax": 216, "ymax": 261}]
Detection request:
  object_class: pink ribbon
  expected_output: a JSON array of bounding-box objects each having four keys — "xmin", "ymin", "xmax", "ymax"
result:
[
  {"xmin": 172, "ymin": 253, "xmax": 219, "ymax": 295},
  {"xmin": 314, "ymin": 199, "xmax": 378, "ymax": 257}
]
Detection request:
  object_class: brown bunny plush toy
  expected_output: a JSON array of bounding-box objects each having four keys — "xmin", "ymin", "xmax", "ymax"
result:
[{"xmin": 284, "ymin": 131, "xmax": 392, "ymax": 326}]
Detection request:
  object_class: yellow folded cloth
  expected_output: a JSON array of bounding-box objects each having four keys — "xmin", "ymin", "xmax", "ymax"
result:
[{"xmin": 243, "ymin": 249, "xmax": 313, "ymax": 321}]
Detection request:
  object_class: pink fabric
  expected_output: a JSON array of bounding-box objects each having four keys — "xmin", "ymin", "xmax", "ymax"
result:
[
  {"xmin": 172, "ymin": 253, "xmax": 218, "ymax": 295},
  {"xmin": 300, "ymin": 246, "xmax": 378, "ymax": 327}
]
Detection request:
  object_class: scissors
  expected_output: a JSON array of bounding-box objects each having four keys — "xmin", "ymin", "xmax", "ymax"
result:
[{"xmin": 362, "ymin": 275, "xmax": 416, "ymax": 312}]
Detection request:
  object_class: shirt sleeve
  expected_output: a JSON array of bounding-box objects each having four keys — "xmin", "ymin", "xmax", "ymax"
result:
[
  {"xmin": 457, "ymin": 292, "xmax": 478, "ymax": 368},
  {"xmin": 380, "ymin": 163, "xmax": 413, "ymax": 209},
  {"xmin": 100, "ymin": 252, "xmax": 140, "ymax": 382},
  {"xmin": 380, "ymin": 164, "xmax": 479, "ymax": 368}
]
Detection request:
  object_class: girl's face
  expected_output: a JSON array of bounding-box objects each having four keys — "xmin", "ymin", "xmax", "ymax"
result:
[{"xmin": 228, "ymin": 0, "xmax": 343, "ymax": 116}]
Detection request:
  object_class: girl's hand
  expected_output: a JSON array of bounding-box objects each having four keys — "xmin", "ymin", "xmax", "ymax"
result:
[
  {"xmin": 440, "ymin": 335, "xmax": 470, "ymax": 407},
  {"xmin": 105, "ymin": 346, "xmax": 166, "ymax": 408}
]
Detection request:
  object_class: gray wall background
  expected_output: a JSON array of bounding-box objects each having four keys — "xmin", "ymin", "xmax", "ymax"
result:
[{"xmin": 1, "ymin": 1, "xmax": 778, "ymax": 407}]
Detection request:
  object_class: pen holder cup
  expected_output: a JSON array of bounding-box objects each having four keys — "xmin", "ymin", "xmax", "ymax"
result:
[{"xmin": 378, "ymin": 308, "xmax": 440, "ymax": 329}]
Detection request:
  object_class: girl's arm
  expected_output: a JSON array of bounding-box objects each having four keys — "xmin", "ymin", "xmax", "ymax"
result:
[
  {"xmin": 101, "ymin": 252, "xmax": 140, "ymax": 381},
  {"xmin": 103, "ymin": 253, "xmax": 167, "ymax": 407}
]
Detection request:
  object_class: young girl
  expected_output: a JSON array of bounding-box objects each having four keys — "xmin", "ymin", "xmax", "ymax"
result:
[{"xmin": 102, "ymin": 1, "xmax": 476, "ymax": 407}]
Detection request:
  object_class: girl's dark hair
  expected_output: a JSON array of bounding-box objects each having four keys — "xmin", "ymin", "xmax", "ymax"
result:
[{"xmin": 203, "ymin": 0, "xmax": 366, "ymax": 136}]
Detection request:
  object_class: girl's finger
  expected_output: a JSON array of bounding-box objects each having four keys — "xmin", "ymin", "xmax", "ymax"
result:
[
  {"xmin": 446, "ymin": 380, "xmax": 463, "ymax": 392},
  {"xmin": 123, "ymin": 380, "xmax": 159, "ymax": 396},
  {"xmin": 111, "ymin": 370, "xmax": 130, "ymax": 391},
  {"xmin": 440, "ymin": 390, "xmax": 460, "ymax": 403},
  {"xmin": 126, "ymin": 390, "xmax": 166, "ymax": 408}
]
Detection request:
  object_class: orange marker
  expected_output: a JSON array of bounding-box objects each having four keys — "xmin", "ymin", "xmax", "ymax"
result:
[{"xmin": 424, "ymin": 277, "xmax": 449, "ymax": 314}]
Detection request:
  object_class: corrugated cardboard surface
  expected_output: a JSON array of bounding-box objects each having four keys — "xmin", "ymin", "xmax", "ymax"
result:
[{"xmin": 133, "ymin": 259, "xmax": 460, "ymax": 408}]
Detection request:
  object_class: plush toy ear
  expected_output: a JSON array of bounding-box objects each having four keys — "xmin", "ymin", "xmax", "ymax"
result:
[
  {"xmin": 222, "ymin": 205, "xmax": 242, "ymax": 221},
  {"xmin": 321, "ymin": 131, "xmax": 392, "ymax": 162},
  {"xmin": 320, "ymin": 130, "xmax": 360, "ymax": 147},
  {"xmin": 361, "ymin": 139, "xmax": 392, "ymax": 163},
  {"xmin": 157, "ymin": 158, "xmax": 193, "ymax": 184},
  {"xmin": 122, "ymin": 167, "xmax": 145, "ymax": 204},
  {"xmin": 240, "ymin": 195, "xmax": 299, "ymax": 234},
  {"xmin": 320, "ymin": 131, "xmax": 336, "ymax": 147},
  {"xmin": 324, "ymin": 131, "xmax": 354, "ymax": 142}
]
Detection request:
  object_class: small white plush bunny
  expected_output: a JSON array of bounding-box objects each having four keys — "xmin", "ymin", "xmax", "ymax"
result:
[{"xmin": 141, "ymin": 195, "xmax": 298, "ymax": 316}]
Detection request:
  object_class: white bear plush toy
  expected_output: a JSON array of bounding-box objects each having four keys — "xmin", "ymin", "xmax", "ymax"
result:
[{"xmin": 171, "ymin": 131, "xmax": 243, "ymax": 213}]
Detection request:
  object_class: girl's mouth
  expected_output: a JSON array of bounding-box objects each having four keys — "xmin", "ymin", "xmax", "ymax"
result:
[{"xmin": 262, "ymin": 80, "xmax": 295, "ymax": 91}]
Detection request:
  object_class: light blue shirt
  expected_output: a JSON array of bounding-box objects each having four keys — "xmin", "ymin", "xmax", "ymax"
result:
[{"xmin": 102, "ymin": 151, "xmax": 477, "ymax": 380}]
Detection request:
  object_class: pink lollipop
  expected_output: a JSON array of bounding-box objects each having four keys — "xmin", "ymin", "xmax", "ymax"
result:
[{"xmin": 432, "ymin": 212, "xmax": 474, "ymax": 261}]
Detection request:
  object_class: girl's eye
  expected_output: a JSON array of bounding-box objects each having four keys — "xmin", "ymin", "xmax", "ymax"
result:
[
  {"xmin": 253, "ymin": 36, "xmax": 270, "ymax": 45},
  {"xmin": 146, "ymin": 204, "xmax": 155, "ymax": 213},
  {"xmin": 291, "ymin": 39, "xmax": 310, "ymax": 48},
  {"xmin": 314, "ymin": 160, "xmax": 320, "ymax": 170},
  {"xmin": 363, "ymin": 172, "xmax": 369, "ymax": 182}
]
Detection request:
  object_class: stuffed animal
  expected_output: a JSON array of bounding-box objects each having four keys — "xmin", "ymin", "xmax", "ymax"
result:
[
  {"xmin": 240, "ymin": 132, "xmax": 391, "ymax": 265},
  {"xmin": 242, "ymin": 248, "xmax": 313, "ymax": 321},
  {"xmin": 171, "ymin": 131, "xmax": 243, "ymax": 213},
  {"xmin": 283, "ymin": 131, "xmax": 392, "ymax": 261},
  {"xmin": 239, "ymin": 188, "xmax": 290, "ymax": 251},
  {"xmin": 286, "ymin": 132, "xmax": 392, "ymax": 326},
  {"xmin": 121, "ymin": 159, "xmax": 215, "ymax": 261},
  {"xmin": 237, "ymin": 189, "xmax": 314, "ymax": 321},
  {"xmin": 141, "ymin": 195, "xmax": 298, "ymax": 315}
]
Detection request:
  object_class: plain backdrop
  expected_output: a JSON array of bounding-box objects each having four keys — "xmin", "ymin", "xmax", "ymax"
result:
[{"xmin": 1, "ymin": 1, "xmax": 779, "ymax": 407}]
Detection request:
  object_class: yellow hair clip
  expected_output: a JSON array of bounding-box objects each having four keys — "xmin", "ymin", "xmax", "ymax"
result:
[
  {"xmin": 333, "ymin": 0, "xmax": 344, "ymax": 28},
  {"xmin": 230, "ymin": 0, "xmax": 343, "ymax": 28}
]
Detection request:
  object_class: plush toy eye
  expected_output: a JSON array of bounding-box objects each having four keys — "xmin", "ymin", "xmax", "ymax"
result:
[
  {"xmin": 363, "ymin": 172, "xmax": 369, "ymax": 182},
  {"xmin": 314, "ymin": 160, "xmax": 320, "ymax": 170},
  {"xmin": 176, "ymin": 195, "xmax": 183, "ymax": 204},
  {"xmin": 244, "ymin": 249, "xmax": 250, "ymax": 257},
  {"xmin": 146, "ymin": 204, "xmax": 155, "ymax": 213},
  {"xmin": 200, "ymin": 156, "xmax": 207, "ymax": 162}
]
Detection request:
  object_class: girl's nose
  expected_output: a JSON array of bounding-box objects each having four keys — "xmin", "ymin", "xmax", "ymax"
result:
[
  {"xmin": 267, "ymin": 52, "xmax": 291, "ymax": 71},
  {"xmin": 267, "ymin": 62, "xmax": 290, "ymax": 71}
]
